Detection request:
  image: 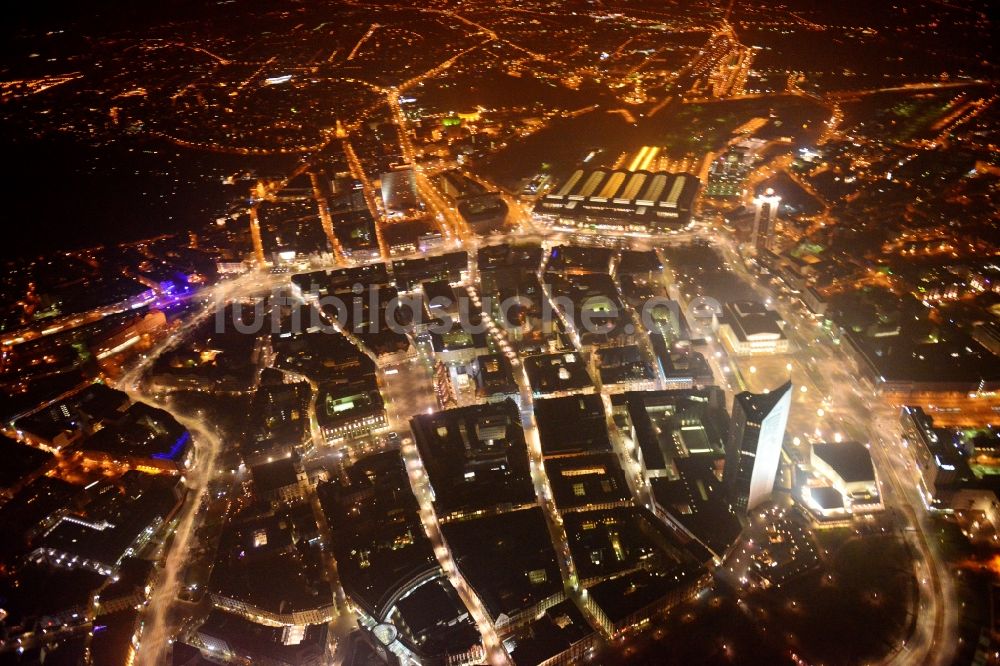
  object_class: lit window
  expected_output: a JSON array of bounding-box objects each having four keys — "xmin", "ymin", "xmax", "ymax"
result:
[{"xmin": 528, "ymin": 569, "xmax": 547, "ymax": 585}]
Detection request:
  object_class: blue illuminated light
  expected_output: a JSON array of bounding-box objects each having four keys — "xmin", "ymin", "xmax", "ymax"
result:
[{"xmin": 152, "ymin": 431, "xmax": 191, "ymax": 461}]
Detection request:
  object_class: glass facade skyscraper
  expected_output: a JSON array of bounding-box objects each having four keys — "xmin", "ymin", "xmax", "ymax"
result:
[{"xmin": 724, "ymin": 381, "xmax": 793, "ymax": 514}]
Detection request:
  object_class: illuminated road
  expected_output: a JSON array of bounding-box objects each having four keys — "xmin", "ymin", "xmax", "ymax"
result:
[
  {"xmin": 118, "ymin": 270, "xmax": 276, "ymax": 390},
  {"xmin": 310, "ymin": 171, "xmax": 347, "ymax": 265},
  {"xmin": 134, "ymin": 414, "xmax": 223, "ymax": 666},
  {"xmin": 115, "ymin": 271, "xmax": 287, "ymax": 664},
  {"xmin": 473, "ymin": 275, "xmax": 616, "ymax": 638},
  {"xmin": 400, "ymin": 435, "xmax": 508, "ymax": 665},
  {"xmin": 380, "ymin": 355, "xmax": 435, "ymax": 431},
  {"xmin": 114, "ymin": 276, "xmax": 249, "ymax": 661},
  {"xmin": 710, "ymin": 234, "xmax": 958, "ymax": 666},
  {"xmin": 386, "ymin": 89, "xmax": 462, "ymax": 243}
]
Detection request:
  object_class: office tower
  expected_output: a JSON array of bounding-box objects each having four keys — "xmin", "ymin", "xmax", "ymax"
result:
[
  {"xmin": 751, "ymin": 187, "xmax": 781, "ymax": 251},
  {"xmin": 724, "ymin": 380, "xmax": 792, "ymax": 514}
]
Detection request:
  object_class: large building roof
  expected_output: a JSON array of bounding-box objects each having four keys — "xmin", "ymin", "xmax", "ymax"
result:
[
  {"xmin": 210, "ymin": 507, "xmax": 333, "ymax": 617},
  {"xmin": 508, "ymin": 598, "xmax": 593, "ymax": 666},
  {"xmin": 812, "ymin": 442, "xmax": 876, "ymax": 483},
  {"xmin": 36, "ymin": 476, "xmax": 180, "ymax": 572},
  {"xmin": 197, "ymin": 610, "xmax": 327, "ymax": 665},
  {"xmin": 586, "ymin": 566, "xmax": 702, "ymax": 625},
  {"xmin": 620, "ymin": 387, "xmax": 729, "ymax": 472},
  {"xmin": 534, "ymin": 394, "xmax": 611, "ymax": 458},
  {"xmin": 523, "ymin": 352, "xmax": 595, "ymax": 396},
  {"xmin": 536, "ymin": 169, "xmax": 699, "ymax": 230},
  {"xmin": 409, "ymin": 400, "xmax": 535, "ymax": 517},
  {"xmin": 548, "ymin": 169, "xmax": 698, "ymax": 208},
  {"xmin": 545, "ymin": 452, "xmax": 631, "ymax": 511},
  {"xmin": 381, "ymin": 167, "xmax": 420, "ymax": 213},
  {"xmin": 440, "ymin": 507, "xmax": 562, "ymax": 622},
  {"xmin": 319, "ymin": 452, "xmax": 439, "ymax": 620},
  {"xmin": 724, "ymin": 301, "xmax": 785, "ymax": 341}
]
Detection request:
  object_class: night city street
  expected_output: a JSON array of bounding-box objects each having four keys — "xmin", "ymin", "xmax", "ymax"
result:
[{"xmin": 1, "ymin": 2, "xmax": 999, "ymax": 665}]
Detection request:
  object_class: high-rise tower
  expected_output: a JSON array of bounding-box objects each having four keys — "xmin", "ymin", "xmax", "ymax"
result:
[
  {"xmin": 724, "ymin": 381, "xmax": 793, "ymax": 514},
  {"xmin": 751, "ymin": 188, "xmax": 781, "ymax": 251}
]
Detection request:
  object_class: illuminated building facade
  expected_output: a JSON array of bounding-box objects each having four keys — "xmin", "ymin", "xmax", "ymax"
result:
[
  {"xmin": 751, "ymin": 188, "xmax": 781, "ymax": 251},
  {"xmin": 724, "ymin": 381, "xmax": 792, "ymax": 514},
  {"xmin": 716, "ymin": 301, "xmax": 790, "ymax": 356},
  {"xmin": 534, "ymin": 170, "xmax": 699, "ymax": 233}
]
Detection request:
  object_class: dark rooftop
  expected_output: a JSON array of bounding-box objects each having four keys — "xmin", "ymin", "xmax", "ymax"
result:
[
  {"xmin": 617, "ymin": 250, "xmax": 663, "ymax": 275},
  {"xmin": 440, "ymin": 507, "xmax": 562, "ymax": 622},
  {"xmin": 410, "ymin": 400, "xmax": 535, "ymax": 517},
  {"xmin": 244, "ymin": 381, "xmax": 311, "ymax": 456},
  {"xmin": 391, "ymin": 575, "xmax": 481, "ymax": 660},
  {"xmin": 391, "ymin": 251, "xmax": 468, "ymax": 291},
  {"xmin": 89, "ymin": 607, "xmax": 141, "ymax": 666},
  {"xmin": 649, "ymin": 454, "xmax": 742, "ymax": 559},
  {"xmin": 812, "ymin": 442, "xmax": 877, "ymax": 483},
  {"xmin": 809, "ymin": 486, "xmax": 846, "ymax": 510},
  {"xmin": 621, "ymin": 387, "xmax": 729, "ymax": 471},
  {"xmin": 474, "ymin": 354, "xmax": 518, "ymax": 399},
  {"xmin": 0, "ymin": 477, "xmax": 79, "ymax": 565},
  {"xmin": 546, "ymin": 273, "xmax": 631, "ymax": 347},
  {"xmin": 724, "ymin": 301, "xmax": 784, "ymax": 340},
  {"xmin": 0, "ymin": 435, "xmax": 53, "ymax": 491},
  {"xmin": 319, "ymin": 451, "xmax": 438, "ymax": 618},
  {"xmin": 596, "ymin": 346, "xmax": 656, "ymax": 386},
  {"xmin": 545, "ymin": 452, "xmax": 631, "ymax": 512},
  {"xmin": 36, "ymin": 476, "xmax": 181, "ymax": 571},
  {"xmin": 534, "ymin": 394, "xmax": 611, "ymax": 458},
  {"xmin": 563, "ymin": 507, "xmax": 690, "ymax": 581},
  {"xmin": 478, "ymin": 243, "xmax": 543, "ymax": 273},
  {"xmin": 250, "ymin": 457, "xmax": 301, "ymax": 496},
  {"xmin": 14, "ymin": 382, "xmax": 130, "ymax": 444},
  {"xmin": 196, "ymin": 609, "xmax": 328, "ymax": 664},
  {"xmin": 0, "ymin": 563, "xmax": 106, "ymax": 633},
  {"xmin": 546, "ymin": 245, "xmax": 614, "ymax": 275},
  {"xmin": 80, "ymin": 401, "xmax": 190, "ymax": 465},
  {"xmin": 585, "ymin": 566, "xmax": 701, "ymax": 625},
  {"xmin": 508, "ymin": 598, "xmax": 594, "ymax": 666},
  {"xmin": 523, "ymin": 352, "xmax": 595, "ymax": 397},
  {"xmin": 846, "ymin": 323, "xmax": 1000, "ymax": 388},
  {"xmin": 209, "ymin": 507, "xmax": 333, "ymax": 617},
  {"xmin": 478, "ymin": 242, "xmax": 544, "ymax": 293}
]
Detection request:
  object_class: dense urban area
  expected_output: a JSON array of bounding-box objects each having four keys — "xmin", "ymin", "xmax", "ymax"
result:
[{"xmin": 0, "ymin": 1, "xmax": 998, "ymax": 665}]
